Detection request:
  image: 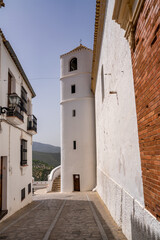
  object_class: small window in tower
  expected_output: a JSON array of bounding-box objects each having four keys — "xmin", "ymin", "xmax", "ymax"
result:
[
  {"xmin": 70, "ymin": 58, "xmax": 77, "ymax": 71},
  {"xmin": 72, "ymin": 109, "xmax": 76, "ymax": 117},
  {"xmin": 73, "ymin": 141, "xmax": 76, "ymax": 150},
  {"xmin": 71, "ymin": 85, "xmax": 76, "ymax": 94}
]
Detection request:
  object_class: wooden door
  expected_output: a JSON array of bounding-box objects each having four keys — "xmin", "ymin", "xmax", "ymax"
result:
[
  {"xmin": 0, "ymin": 157, "xmax": 3, "ymax": 210},
  {"xmin": 73, "ymin": 174, "xmax": 80, "ymax": 191}
]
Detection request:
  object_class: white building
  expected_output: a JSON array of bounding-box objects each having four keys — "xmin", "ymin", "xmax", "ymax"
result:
[
  {"xmin": 60, "ymin": 0, "xmax": 160, "ymax": 239},
  {"xmin": 0, "ymin": 30, "xmax": 37, "ymax": 221},
  {"xmin": 91, "ymin": 0, "xmax": 160, "ymax": 239},
  {"xmin": 60, "ymin": 45, "xmax": 96, "ymax": 192}
]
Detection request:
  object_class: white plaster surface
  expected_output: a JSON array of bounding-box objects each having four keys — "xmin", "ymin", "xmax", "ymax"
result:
[
  {"xmin": 95, "ymin": 0, "xmax": 160, "ymax": 239},
  {"xmin": 60, "ymin": 47, "xmax": 96, "ymax": 192},
  {"xmin": 47, "ymin": 165, "xmax": 61, "ymax": 192},
  {"xmin": 0, "ymin": 35, "xmax": 34, "ymax": 221}
]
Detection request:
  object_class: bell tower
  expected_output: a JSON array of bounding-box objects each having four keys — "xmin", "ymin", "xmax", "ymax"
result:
[{"xmin": 60, "ymin": 44, "xmax": 96, "ymax": 192}]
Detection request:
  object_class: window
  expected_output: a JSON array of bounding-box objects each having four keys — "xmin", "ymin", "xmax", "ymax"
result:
[
  {"xmin": 73, "ymin": 141, "xmax": 76, "ymax": 150},
  {"xmin": 21, "ymin": 139, "xmax": 27, "ymax": 166},
  {"xmin": 8, "ymin": 72, "xmax": 12, "ymax": 95},
  {"xmin": 71, "ymin": 85, "xmax": 76, "ymax": 94},
  {"xmin": 21, "ymin": 87, "xmax": 27, "ymax": 113},
  {"xmin": 70, "ymin": 58, "xmax": 77, "ymax": 71},
  {"xmin": 72, "ymin": 109, "xmax": 76, "ymax": 117},
  {"xmin": 21, "ymin": 188, "xmax": 25, "ymax": 201},
  {"xmin": 28, "ymin": 183, "xmax": 31, "ymax": 194}
]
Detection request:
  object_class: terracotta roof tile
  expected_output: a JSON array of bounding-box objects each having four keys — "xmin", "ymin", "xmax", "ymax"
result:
[{"xmin": 60, "ymin": 44, "xmax": 92, "ymax": 57}]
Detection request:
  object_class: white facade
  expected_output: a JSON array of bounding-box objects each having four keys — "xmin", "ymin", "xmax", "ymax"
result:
[
  {"xmin": 60, "ymin": 45, "xmax": 96, "ymax": 192},
  {"xmin": 93, "ymin": 0, "xmax": 160, "ymax": 239},
  {"xmin": 0, "ymin": 32, "xmax": 37, "ymax": 221}
]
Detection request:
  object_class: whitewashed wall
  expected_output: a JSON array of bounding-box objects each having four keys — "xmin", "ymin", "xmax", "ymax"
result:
[
  {"xmin": 95, "ymin": 0, "xmax": 160, "ymax": 239},
  {"xmin": 0, "ymin": 36, "xmax": 33, "ymax": 221},
  {"xmin": 60, "ymin": 47, "xmax": 96, "ymax": 192},
  {"xmin": 0, "ymin": 37, "xmax": 32, "ymax": 131}
]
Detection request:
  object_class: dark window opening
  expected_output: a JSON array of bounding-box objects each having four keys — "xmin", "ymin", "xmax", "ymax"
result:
[
  {"xmin": 8, "ymin": 72, "xmax": 12, "ymax": 95},
  {"xmin": 21, "ymin": 139, "xmax": 27, "ymax": 166},
  {"xmin": 21, "ymin": 87, "xmax": 27, "ymax": 113},
  {"xmin": 72, "ymin": 109, "xmax": 76, "ymax": 117},
  {"xmin": 28, "ymin": 183, "xmax": 31, "ymax": 194},
  {"xmin": 21, "ymin": 188, "xmax": 25, "ymax": 201},
  {"xmin": 71, "ymin": 85, "xmax": 76, "ymax": 94},
  {"xmin": 70, "ymin": 58, "xmax": 77, "ymax": 71},
  {"xmin": 73, "ymin": 141, "xmax": 76, "ymax": 150}
]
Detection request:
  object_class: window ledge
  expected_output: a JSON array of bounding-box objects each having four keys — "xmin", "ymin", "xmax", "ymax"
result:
[
  {"xmin": 20, "ymin": 165, "xmax": 28, "ymax": 175},
  {"xmin": 20, "ymin": 164, "xmax": 28, "ymax": 167}
]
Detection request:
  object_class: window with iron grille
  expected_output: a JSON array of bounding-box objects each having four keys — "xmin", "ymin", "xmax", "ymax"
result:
[
  {"xmin": 21, "ymin": 139, "xmax": 27, "ymax": 166},
  {"xmin": 21, "ymin": 188, "xmax": 25, "ymax": 201},
  {"xmin": 28, "ymin": 183, "xmax": 31, "ymax": 194},
  {"xmin": 21, "ymin": 87, "xmax": 27, "ymax": 113}
]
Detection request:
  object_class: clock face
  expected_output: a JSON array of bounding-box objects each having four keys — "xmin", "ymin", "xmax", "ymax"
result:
[{"xmin": 70, "ymin": 58, "xmax": 77, "ymax": 71}]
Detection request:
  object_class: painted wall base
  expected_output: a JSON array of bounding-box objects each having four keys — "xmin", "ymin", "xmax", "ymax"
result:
[{"xmin": 97, "ymin": 168, "xmax": 160, "ymax": 240}]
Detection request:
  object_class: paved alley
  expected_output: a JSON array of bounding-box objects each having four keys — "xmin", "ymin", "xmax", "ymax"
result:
[{"xmin": 0, "ymin": 191, "xmax": 127, "ymax": 240}]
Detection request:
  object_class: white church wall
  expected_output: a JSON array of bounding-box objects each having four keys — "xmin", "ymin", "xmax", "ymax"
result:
[
  {"xmin": 60, "ymin": 48, "xmax": 92, "ymax": 78},
  {"xmin": 94, "ymin": 0, "xmax": 158, "ymax": 239},
  {"xmin": 61, "ymin": 98, "xmax": 96, "ymax": 192}
]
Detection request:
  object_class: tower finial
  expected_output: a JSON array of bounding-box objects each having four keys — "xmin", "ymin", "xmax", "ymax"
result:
[{"xmin": 79, "ymin": 39, "xmax": 82, "ymax": 45}]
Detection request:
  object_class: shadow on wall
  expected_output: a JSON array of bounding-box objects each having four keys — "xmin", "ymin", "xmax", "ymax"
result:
[{"xmin": 131, "ymin": 215, "xmax": 160, "ymax": 240}]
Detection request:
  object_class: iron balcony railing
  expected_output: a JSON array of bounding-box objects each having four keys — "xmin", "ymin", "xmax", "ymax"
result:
[
  {"xmin": 7, "ymin": 107, "xmax": 24, "ymax": 121},
  {"xmin": 27, "ymin": 115, "xmax": 37, "ymax": 132},
  {"xmin": 7, "ymin": 93, "xmax": 24, "ymax": 122}
]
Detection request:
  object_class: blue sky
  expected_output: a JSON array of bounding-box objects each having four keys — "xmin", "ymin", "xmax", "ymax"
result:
[{"xmin": 0, "ymin": 0, "xmax": 96, "ymax": 146}]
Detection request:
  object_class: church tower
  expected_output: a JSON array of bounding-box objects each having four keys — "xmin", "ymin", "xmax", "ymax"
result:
[{"xmin": 60, "ymin": 44, "xmax": 96, "ymax": 192}]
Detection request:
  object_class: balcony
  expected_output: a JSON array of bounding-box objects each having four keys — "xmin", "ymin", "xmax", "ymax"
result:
[
  {"xmin": 7, "ymin": 93, "xmax": 24, "ymax": 125},
  {"xmin": 27, "ymin": 115, "xmax": 37, "ymax": 135}
]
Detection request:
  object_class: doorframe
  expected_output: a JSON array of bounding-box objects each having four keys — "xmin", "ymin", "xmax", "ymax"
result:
[
  {"xmin": 0, "ymin": 156, "xmax": 7, "ymax": 211},
  {"xmin": 0, "ymin": 157, "xmax": 3, "ymax": 210}
]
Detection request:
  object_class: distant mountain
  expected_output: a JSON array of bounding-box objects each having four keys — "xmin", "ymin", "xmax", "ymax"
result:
[
  {"xmin": 33, "ymin": 141, "xmax": 60, "ymax": 153},
  {"xmin": 33, "ymin": 151, "xmax": 60, "ymax": 167}
]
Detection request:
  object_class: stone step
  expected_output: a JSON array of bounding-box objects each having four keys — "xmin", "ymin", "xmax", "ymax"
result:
[{"xmin": 52, "ymin": 175, "xmax": 61, "ymax": 192}]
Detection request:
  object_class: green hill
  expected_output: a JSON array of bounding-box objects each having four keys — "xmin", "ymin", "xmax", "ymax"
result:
[
  {"xmin": 33, "ymin": 151, "xmax": 60, "ymax": 167},
  {"xmin": 33, "ymin": 159, "xmax": 53, "ymax": 181}
]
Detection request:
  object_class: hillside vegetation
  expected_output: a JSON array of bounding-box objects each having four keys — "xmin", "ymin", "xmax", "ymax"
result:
[
  {"xmin": 32, "ymin": 142, "xmax": 61, "ymax": 181},
  {"xmin": 33, "ymin": 160, "xmax": 53, "ymax": 181},
  {"xmin": 33, "ymin": 151, "xmax": 60, "ymax": 167}
]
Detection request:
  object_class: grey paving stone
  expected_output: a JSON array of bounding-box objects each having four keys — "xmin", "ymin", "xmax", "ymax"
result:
[{"xmin": 0, "ymin": 191, "xmax": 127, "ymax": 240}]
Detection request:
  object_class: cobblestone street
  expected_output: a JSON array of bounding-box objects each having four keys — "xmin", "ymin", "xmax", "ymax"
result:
[{"xmin": 0, "ymin": 191, "xmax": 127, "ymax": 240}]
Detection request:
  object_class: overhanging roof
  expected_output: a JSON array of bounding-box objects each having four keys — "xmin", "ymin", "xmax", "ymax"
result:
[
  {"xmin": 91, "ymin": 0, "xmax": 107, "ymax": 93},
  {"xmin": 0, "ymin": 0, "xmax": 5, "ymax": 8},
  {"xmin": 60, "ymin": 44, "xmax": 92, "ymax": 57}
]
